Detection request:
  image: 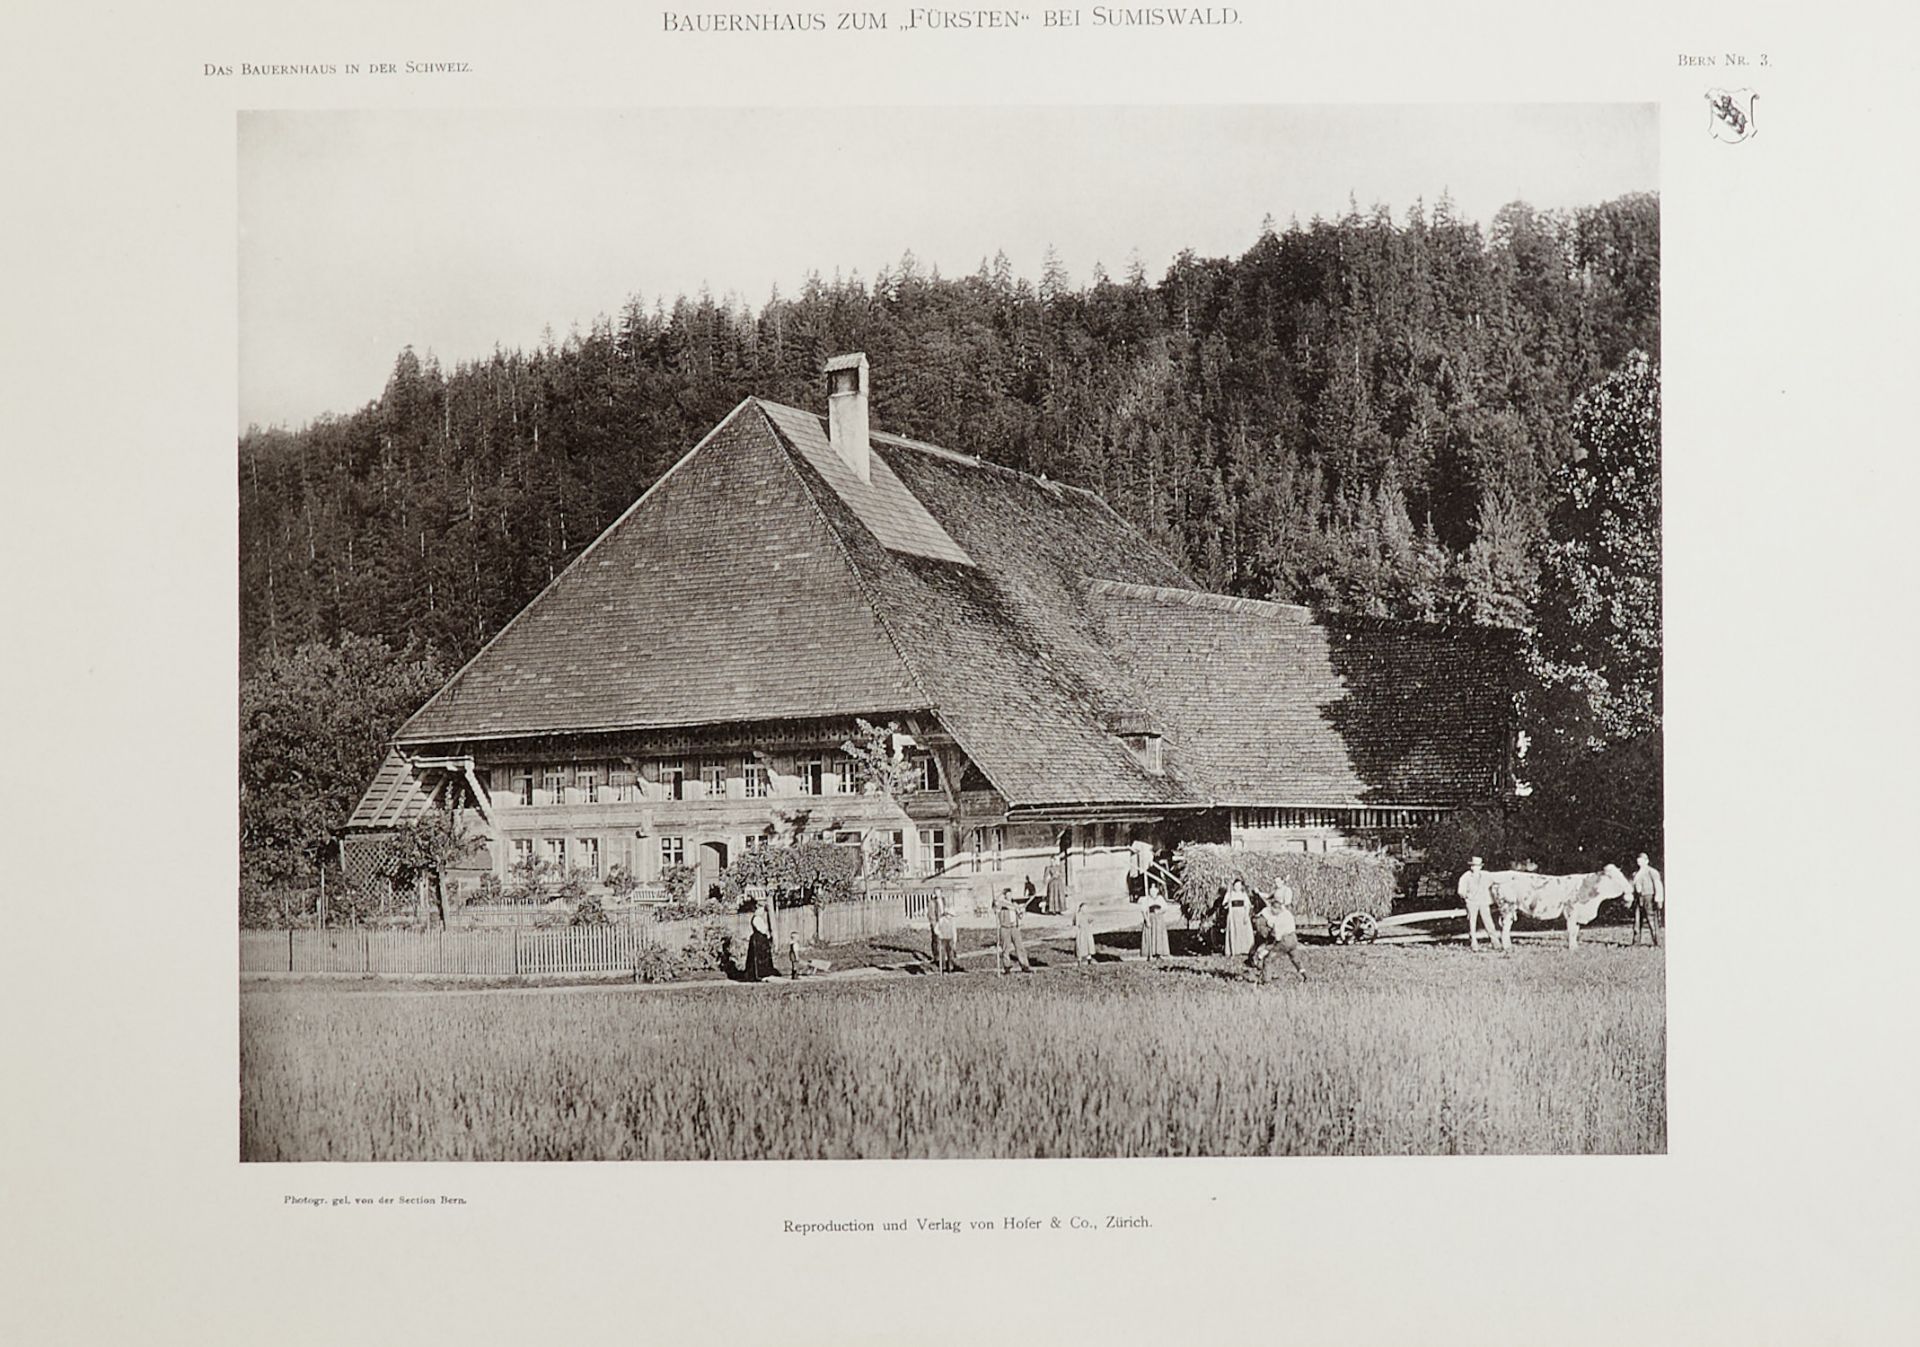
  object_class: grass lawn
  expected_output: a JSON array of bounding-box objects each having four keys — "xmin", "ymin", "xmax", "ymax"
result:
[{"xmin": 241, "ymin": 937, "xmax": 1664, "ymax": 1160}]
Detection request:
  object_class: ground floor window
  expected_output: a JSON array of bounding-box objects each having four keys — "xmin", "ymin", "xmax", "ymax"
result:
[
  {"xmin": 919, "ymin": 828, "xmax": 947, "ymax": 877},
  {"xmin": 576, "ymin": 837, "xmax": 600, "ymax": 877},
  {"xmin": 542, "ymin": 837, "xmax": 567, "ymax": 869},
  {"xmin": 512, "ymin": 837, "xmax": 534, "ymax": 866},
  {"xmin": 660, "ymin": 836, "xmax": 685, "ymax": 869}
]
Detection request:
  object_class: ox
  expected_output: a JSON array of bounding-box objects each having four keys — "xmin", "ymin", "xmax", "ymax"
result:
[{"xmin": 1460, "ymin": 865, "xmax": 1633, "ymax": 951}]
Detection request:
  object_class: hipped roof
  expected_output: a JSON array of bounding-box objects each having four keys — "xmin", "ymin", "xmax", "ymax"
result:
[{"xmin": 390, "ymin": 397, "xmax": 1511, "ymax": 813}]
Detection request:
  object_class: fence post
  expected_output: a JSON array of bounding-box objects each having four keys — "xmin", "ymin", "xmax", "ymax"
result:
[
  {"xmin": 287, "ymin": 927, "xmax": 294, "ymax": 972},
  {"xmin": 512, "ymin": 927, "xmax": 521, "ymax": 976}
]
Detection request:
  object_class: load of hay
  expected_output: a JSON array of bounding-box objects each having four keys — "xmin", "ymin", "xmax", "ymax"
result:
[{"xmin": 1173, "ymin": 842, "xmax": 1400, "ymax": 926}]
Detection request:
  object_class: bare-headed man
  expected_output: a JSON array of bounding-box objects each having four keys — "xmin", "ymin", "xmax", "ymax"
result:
[{"xmin": 1630, "ymin": 852, "xmax": 1664, "ymax": 947}]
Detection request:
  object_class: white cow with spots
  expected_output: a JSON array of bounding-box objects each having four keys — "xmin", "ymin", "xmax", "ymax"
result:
[{"xmin": 1462, "ymin": 863, "xmax": 1633, "ymax": 951}]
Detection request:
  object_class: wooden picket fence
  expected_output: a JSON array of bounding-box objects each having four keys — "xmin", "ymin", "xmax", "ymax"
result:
[{"xmin": 239, "ymin": 890, "xmax": 942, "ymax": 977}]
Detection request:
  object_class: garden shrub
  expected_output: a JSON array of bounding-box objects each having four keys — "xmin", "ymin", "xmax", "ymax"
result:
[
  {"xmin": 630, "ymin": 942, "xmax": 687, "ymax": 984},
  {"xmin": 652, "ymin": 896, "xmax": 732, "ymax": 924},
  {"xmin": 1174, "ymin": 843, "xmax": 1399, "ymax": 924},
  {"xmin": 659, "ymin": 863, "xmax": 698, "ymax": 903},
  {"xmin": 683, "ymin": 919, "xmax": 734, "ymax": 973}
]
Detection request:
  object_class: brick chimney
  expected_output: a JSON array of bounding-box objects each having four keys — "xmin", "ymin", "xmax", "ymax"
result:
[{"xmin": 825, "ymin": 352, "xmax": 871, "ymax": 483}]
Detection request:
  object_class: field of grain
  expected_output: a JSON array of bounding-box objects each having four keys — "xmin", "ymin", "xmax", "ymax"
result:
[{"xmin": 240, "ymin": 946, "xmax": 1664, "ymax": 1160}]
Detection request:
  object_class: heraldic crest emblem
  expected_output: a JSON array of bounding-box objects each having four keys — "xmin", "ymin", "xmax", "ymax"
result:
[{"xmin": 1706, "ymin": 88, "xmax": 1758, "ymax": 143}]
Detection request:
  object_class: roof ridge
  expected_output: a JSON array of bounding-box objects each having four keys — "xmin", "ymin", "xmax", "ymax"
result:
[
  {"xmin": 1089, "ymin": 577, "xmax": 1519, "ymax": 643},
  {"xmin": 1089, "ymin": 579, "xmax": 1314, "ymax": 622},
  {"xmin": 753, "ymin": 396, "xmax": 1111, "ymax": 502}
]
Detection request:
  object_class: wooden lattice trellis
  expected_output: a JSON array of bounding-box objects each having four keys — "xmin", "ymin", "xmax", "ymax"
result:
[{"xmin": 341, "ymin": 832, "xmax": 408, "ymax": 902}]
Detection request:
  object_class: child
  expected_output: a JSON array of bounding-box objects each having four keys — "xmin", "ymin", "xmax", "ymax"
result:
[
  {"xmin": 934, "ymin": 896, "xmax": 959, "ymax": 973},
  {"xmin": 1073, "ymin": 901, "xmax": 1094, "ymax": 964}
]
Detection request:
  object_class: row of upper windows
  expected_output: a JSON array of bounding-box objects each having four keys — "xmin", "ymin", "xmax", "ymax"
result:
[
  {"xmin": 1231, "ymin": 806, "xmax": 1449, "ymax": 831},
  {"xmin": 492, "ymin": 754, "xmax": 942, "ymax": 807},
  {"xmin": 508, "ymin": 827, "xmax": 954, "ymax": 880}
]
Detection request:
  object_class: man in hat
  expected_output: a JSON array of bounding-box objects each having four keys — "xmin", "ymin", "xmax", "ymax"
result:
[
  {"xmin": 1630, "ymin": 852, "xmax": 1665, "ymax": 947},
  {"xmin": 993, "ymin": 886, "xmax": 1034, "ymax": 974},
  {"xmin": 1459, "ymin": 855, "xmax": 1493, "ymax": 951}
]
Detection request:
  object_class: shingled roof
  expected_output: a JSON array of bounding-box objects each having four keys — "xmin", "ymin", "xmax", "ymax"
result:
[
  {"xmin": 1087, "ymin": 581, "xmax": 1515, "ymax": 807},
  {"xmin": 387, "ymin": 388, "xmax": 1512, "ymax": 815},
  {"xmin": 396, "ymin": 402, "xmax": 927, "ymax": 743},
  {"xmin": 345, "ymin": 749, "xmax": 442, "ymax": 830}
]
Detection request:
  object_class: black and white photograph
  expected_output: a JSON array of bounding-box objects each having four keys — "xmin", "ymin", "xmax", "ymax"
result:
[
  {"xmin": 9, "ymin": 4, "xmax": 1918, "ymax": 1343},
  {"xmin": 237, "ymin": 105, "xmax": 1665, "ymax": 1160}
]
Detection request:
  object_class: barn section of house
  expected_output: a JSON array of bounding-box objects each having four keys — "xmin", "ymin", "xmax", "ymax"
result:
[{"xmin": 342, "ymin": 353, "xmax": 1516, "ymax": 909}]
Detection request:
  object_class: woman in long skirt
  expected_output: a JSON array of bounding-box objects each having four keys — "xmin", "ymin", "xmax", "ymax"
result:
[
  {"xmin": 744, "ymin": 898, "xmax": 778, "ymax": 982},
  {"xmin": 1141, "ymin": 887, "xmax": 1171, "ymax": 963},
  {"xmin": 1222, "ymin": 878, "xmax": 1256, "ymax": 960},
  {"xmin": 1074, "ymin": 901, "xmax": 1095, "ymax": 963}
]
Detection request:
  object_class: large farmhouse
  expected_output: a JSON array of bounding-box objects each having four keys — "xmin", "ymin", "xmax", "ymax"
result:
[{"xmin": 343, "ymin": 354, "xmax": 1515, "ymax": 907}]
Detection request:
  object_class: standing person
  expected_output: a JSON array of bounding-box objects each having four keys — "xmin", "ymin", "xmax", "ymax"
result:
[
  {"xmin": 1459, "ymin": 855, "xmax": 1492, "ymax": 951},
  {"xmin": 1251, "ymin": 884, "xmax": 1308, "ymax": 984},
  {"xmin": 1140, "ymin": 884, "xmax": 1171, "ymax": 965},
  {"xmin": 993, "ymin": 887, "xmax": 1034, "ymax": 974},
  {"xmin": 1126, "ymin": 857, "xmax": 1147, "ymax": 905},
  {"xmin": 1630, "ymin": 852, "xmax": 1665, "ymax": 947},
  {"xmin": 933, "ymin": 894, "xmax": 959, "ymax": 973},
  {"xmin": 787, "ymin": 928, "xmax": 803, "ymax": 981},
  {"xmin": 1043, "ymin": 859, "xmax": 1066, "ymax": 917},
  {"xmin": 1073, "ymin": 900, "xmax": 1095, "ymax": 964},
  {"xmin": 1222, "ymin": 877, "xmax": 1256, "ymax": 960},
  {"xmin": 927, "ymin": 893, "xmax": 944, "ymax": 968},
  {"xmin": 743, "ymin": 896, "xmax": 777, "ymax": 983}
]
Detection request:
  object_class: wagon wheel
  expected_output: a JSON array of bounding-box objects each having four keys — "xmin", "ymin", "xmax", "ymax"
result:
[{"xmin": 1337, "ymin": 912, "xmax": 1378, "ymax": 945}]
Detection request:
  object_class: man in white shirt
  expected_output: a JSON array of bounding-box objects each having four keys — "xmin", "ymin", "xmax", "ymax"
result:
[
  {"xmin": 1251, "ymin": 880, "xmax": 1308, "ymax": 984},
  {"xmin": 1630, "ymin": 852, "xmax": 1664, "ymax": 947}
]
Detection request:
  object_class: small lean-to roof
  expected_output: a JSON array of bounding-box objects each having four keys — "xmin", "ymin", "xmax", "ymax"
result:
[
  {"xmin": 345, "ymin": 749, "xmax": 440, "ymax": 830},
  {"xmin": 1087, "ymin": 581, "xmax": 1515, "ymax": 807}
]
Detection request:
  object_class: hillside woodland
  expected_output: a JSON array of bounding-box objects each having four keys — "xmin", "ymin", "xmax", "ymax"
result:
[{"xmin": 240, "ymin": 194, "xmax": 1661, "ymax": 910}]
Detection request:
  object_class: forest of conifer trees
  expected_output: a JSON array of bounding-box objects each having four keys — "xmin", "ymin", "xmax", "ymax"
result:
[{"xmin": 238, "ymin": 192, "xmax": 1661, "ymax": 898}]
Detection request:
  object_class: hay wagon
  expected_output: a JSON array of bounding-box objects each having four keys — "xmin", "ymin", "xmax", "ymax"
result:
[{"xmin": 1326, "ymin": 907, "xmax": 1468, "ymax": 945}]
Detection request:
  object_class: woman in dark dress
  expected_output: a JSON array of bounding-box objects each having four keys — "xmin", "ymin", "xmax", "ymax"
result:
[{"xmin": 744, "ymin": 896, "xmax": 778, "ymax": 982}]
